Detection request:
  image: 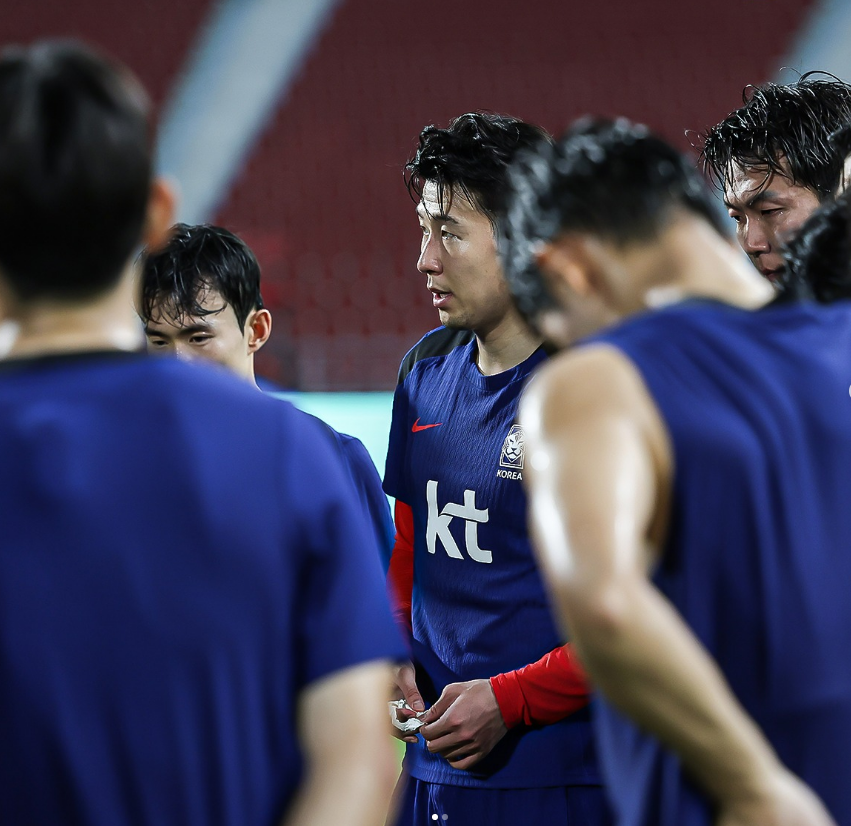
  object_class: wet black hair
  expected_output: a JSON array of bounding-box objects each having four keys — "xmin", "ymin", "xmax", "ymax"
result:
[
  {"xmin": 0, "ymin": 40, "xmax": 152, "ymax": 301},
  {"xmin": 701, "ymin": 73, "xmax": 851, "ymax": 200},
  {"xmin": 404, "ymin": 112, "xmax": 551, "ymax": 224},
  {"xmin": 139, "ymin": 223, "xmax": 263, "ymax": 330},
  {"xmin": 502, "ymin": 117, "xmax": 726, "ymax": 325},
  {"xmin": 782, "ymin": 191, "xmax": 851, "ymax": 303}
]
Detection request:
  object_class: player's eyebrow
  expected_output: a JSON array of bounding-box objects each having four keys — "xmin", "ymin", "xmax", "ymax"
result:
[
  {"xmin": 417, "ymin": 205, "xmax": 461, "ymax": 226},
  {"xmin": 144, "ymin": 322, "xmax": 213, "ymax": 337},
  {"xmin": 176, "ymin": 323, "xmax": 215, "ymax": 335},
  {"xmin": 724, "ymin": 189, "xmax": 786, "ymax": 210}
]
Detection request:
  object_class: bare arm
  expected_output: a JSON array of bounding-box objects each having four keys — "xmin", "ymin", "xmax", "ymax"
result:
[
  {"xmin": 283, "ymin": 660, "xmax": 399, "ymax": 826},
  {"xmin": 521, "ymin": 344, "xmax": 833, "ymax": 826}
]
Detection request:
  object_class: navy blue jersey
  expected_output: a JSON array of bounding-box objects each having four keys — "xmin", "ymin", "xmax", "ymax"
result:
[
  {"xmin": 302, "ymin": 411, "xmax": 395, "ymax": 572},
  {"xmin": 589, "ymin": 300, "xmax": 851, "ymax": 826},
  {"xmin": 0, "ymin": 351, "xmax": 404, "ymax": 826},
  {"xmin": 384, "ymin": 328, "xmax": 599, "ymax": 789}
]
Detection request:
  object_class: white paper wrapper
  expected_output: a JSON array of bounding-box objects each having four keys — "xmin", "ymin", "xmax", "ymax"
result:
[{"xmin": 389, "ymin": 699, "xmax": 426, "ymax": 732}]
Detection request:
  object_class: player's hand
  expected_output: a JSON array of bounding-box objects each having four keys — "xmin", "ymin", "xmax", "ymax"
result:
[
  {"xmin": 716, "ymin": 770, "xmax": 836, "ymax": 826},
  {"xmin": 418, "ymin": 679, "xmax": 507, "ymax": 770},
  {"xmin": 391, "ymin": 661, "xmax": 424, "ymax": 744}
]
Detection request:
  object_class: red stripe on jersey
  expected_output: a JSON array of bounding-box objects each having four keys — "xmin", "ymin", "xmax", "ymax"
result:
[{"xmin": 387, "ymin": 499, "xmax": 415, "ymax": 632}]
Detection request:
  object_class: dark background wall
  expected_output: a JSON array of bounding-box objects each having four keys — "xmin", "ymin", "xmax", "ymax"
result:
[{"xmin": 2, "ymin": 0, "xmax": 817, "ymax": 388}]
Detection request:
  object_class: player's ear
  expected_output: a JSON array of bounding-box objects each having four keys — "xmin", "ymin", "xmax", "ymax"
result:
[
  {"xmin": 534, "ymin": 237, "xmax": 594, "ymax": 298},
  {"xmin": 246, "ymin": 308, "xmax": 272, "ymax": 354},
  {"xmin": 142, "ymin": 177, "xmax": 178, "ymax": 253}
]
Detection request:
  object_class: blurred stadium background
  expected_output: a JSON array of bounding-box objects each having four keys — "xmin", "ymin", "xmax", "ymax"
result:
[{"xmin": 4, "ymin": 0, "xmax": 850, "ymax": 467}]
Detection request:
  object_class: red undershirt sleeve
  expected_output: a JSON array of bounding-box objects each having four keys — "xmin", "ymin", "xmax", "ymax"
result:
[
  {"xmin": 386, "ymin": 499, "xmax": 415, "ymax": 633},
  {"xmin": 490, "ymin": 644, "xmax": 591, "ymax": 729}
]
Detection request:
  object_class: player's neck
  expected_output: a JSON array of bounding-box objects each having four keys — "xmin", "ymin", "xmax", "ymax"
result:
[
  {"xmin": 474, "ymin": 311, "xmax": 542, "ymax": 377},
  {"xmin": 0, "ymin": 265, "xmax": 143, "ymax": 359},
  {"xmin": 638, "ymin": 215, "xmax": 774, "ymax": 314}
]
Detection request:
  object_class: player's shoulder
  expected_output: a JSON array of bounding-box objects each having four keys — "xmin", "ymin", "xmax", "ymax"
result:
[
  {"xmin": 397, "ymin": 326, "xmax": 475, "ymax": 385},
  {"xmin": 291, "ymin": 408, "xmax": 366, "ymax": 461},
  {"xmin": 523, "ymin": 343, "xmax": 653, "ymax": 432},
  {"xmin": 135, "ymin": 359, "xmax": 324, "ymax": 449}
]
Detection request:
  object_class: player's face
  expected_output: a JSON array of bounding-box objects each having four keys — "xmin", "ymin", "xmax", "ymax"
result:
[
  {"xmin": 724, "ymin": 160, "xmax": 820, "ymax": 284},
  {"xmin": 416, "ymin": 183, "xmax": 515, "ymax": 335},
  {"xmin": 144, "ymin": 288, "xmax": 255, "ymax": 378}
]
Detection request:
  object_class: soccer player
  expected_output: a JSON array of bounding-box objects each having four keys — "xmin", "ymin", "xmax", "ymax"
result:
[
  {"xmin": 139, "ymin": 223, "xmax": 395, "ymax": 570},
  {"xmin": 503, "ymin": 117, "xmax": 851, "ymax": 825},
  {"xmin": 701, "ymin": 74, "xmax": 851, "ymax": 289},
  {"xmin": 0, "ymin": 41, "xmax": 402, "ymax": 826},
  {"xmin": 383, "ymin": 113, "xmax": 610, "ymax": 825}
]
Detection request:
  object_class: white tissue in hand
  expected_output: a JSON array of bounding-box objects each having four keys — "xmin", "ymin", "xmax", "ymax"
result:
[{"xmin": 389, "ymin": 699, "xmax": 425, "ymax": 732}]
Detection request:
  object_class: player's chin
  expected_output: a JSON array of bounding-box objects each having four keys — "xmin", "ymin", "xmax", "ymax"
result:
[{"xmin": 438, "ymin": 310, "xmax": 468, "ymax": 330}]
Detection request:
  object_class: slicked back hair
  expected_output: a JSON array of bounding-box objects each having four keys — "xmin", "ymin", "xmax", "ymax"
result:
[
  {"xmin": 502, "ymin": 118, "xmax": 726, "ymax": 327},
  {"xmin": 0, "ymin": 40, "xmax": 152, "ymax": 302},
  {"xmin": 404, "ymin": 112, "xmax": 550, "ymax": 225},
  {"xmin": 139, "ymin": 224, "xmax": 264, "ymax": 331},
  {"xmin": 701, "ymin": 73, "xmax": 851, "ymax": 201}
]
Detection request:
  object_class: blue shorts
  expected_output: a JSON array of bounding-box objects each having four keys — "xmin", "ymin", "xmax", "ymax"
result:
[{"xmin": 389, "ymin": 776, "xmax": 613, "ymax": 826}]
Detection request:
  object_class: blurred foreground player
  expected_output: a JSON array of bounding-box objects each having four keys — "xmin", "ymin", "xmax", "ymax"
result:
[
  {"xmin": 384, "ymin": 113, "xmax": 609, "ymax": 825},
  {"xmin": 139, "ymin": 223, "xmax": 394, "ymax": 569},
  {"xmin": 701, "ymin": 74, "xmax": 851, "ymax": 293},
  {"xmin": 0, "ymin": 42, "xmax": 402, "ymax": 826},
  {"xmin": 783, "ymin": 190, "xmax": 851, "ymax": 302},
  {"xmin": 504, "ymin": 118, "xmax": 851, "ymax": 825}
]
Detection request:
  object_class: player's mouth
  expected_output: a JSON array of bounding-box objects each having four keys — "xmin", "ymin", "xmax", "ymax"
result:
[
  {"xmin": 753, "ymin": 259, "xmax": 783, "ymax": 285},
  {"xmin": 759, "ymin": 267, "xmax": 782, "ymax": 284},
  {"xmin": 430, "ymin": 288, "xmax": 453, "ymax": 308}
]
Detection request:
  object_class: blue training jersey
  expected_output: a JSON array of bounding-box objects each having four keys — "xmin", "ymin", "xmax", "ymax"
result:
[
  {"xmin": 384, "ymin": 328, "xmax": 600, "ymax": 789},
  {"xmin": 0, "ymin": 351, "xmax": 404, "ymax": 826},
  {"xmin": 301, "ymin": 411, "xmax": 395, "ymax": 572},
  {"xmin": 588, "ymin": 299, "xmax": 851, "ymax": 826}
]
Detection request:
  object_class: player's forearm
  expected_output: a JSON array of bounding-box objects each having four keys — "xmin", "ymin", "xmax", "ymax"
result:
[
  {"xmin": 282, "ymin": 750, "xmax": 399, "ymax": 826},
  {"xmin": 287, "ymin": 662, "xmax": 400, "ymax": 826},
  {"xmin": 563, "ymin": 575, "xmax": 782, "ymax": 806}
]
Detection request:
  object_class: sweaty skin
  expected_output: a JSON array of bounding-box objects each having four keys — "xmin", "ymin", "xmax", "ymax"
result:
[
  {"xmin": 521, "ymin": 213, "xmax": 834, "ymax": 826},
  {"xmin": 724, "ymin": 161, "xmax": 821, "ymax": 284}
]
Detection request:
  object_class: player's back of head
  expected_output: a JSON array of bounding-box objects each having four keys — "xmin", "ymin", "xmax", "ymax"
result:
[
  {"xmin": 701, "ymin": 73, "xmax": 851, "ymax": 199},
  {"xmin": 0, "ymin": 40, "xmax": 152, "ymax": 302},
  {"xmin": 139, "ymin": 223, "xmax": 264, "ymax": 329},
  {"xmin": 502, "ymin": 117, "xmax": 725, "ymax": 323},
  {"xmin": 405, "ymin": 112, "xmax": 550, "ymax": 222},
  {"xmin": 784, "ymin": 191, "xmax": 851, "ymax": 303}
]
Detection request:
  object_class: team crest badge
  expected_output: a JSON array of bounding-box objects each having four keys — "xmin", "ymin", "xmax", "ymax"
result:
[{"xmin": 499, "ymin": 424, "xmax": 526, "ymax": 470}]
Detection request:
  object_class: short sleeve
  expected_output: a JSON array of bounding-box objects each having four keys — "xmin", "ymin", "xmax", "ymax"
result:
[
  {"xmin": 285, "ymin": 411, "xmax": 405, "ymax": 688},
  {"xmin": 338, "ymin": 435, "xmax": 395, "ymax": 572},
  {"xmin": 382, "ymin": 380, "xmax": 410, "ymax": 503}
]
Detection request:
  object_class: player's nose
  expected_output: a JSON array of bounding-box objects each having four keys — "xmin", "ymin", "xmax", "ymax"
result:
[
  {"xmin": 740, "ymin": 217, "xmax": 771, "ymax": 255},
  {"xmin": 417, "ymin": 234, "xmax": 443, "ymax": 276}
]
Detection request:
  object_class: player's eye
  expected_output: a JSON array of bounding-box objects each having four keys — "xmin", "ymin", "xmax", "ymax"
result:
[
  {"xmin": 761, "ymin": 208, "xmax": 782, "ymax": 217},
  {"xmin": 147, "ymin": 338, "xmax": 168, "ymax": 347},
  {"xmin": 441, "ymin": 229, "xmax": 457, "ymax": 240},
  {"xmin": 189, "ymin": 335, "xmax": 212, "ymax": 345},
  {"xmin": 728, "ymin": 213, "xmax": 743, "ymax": 224}
]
